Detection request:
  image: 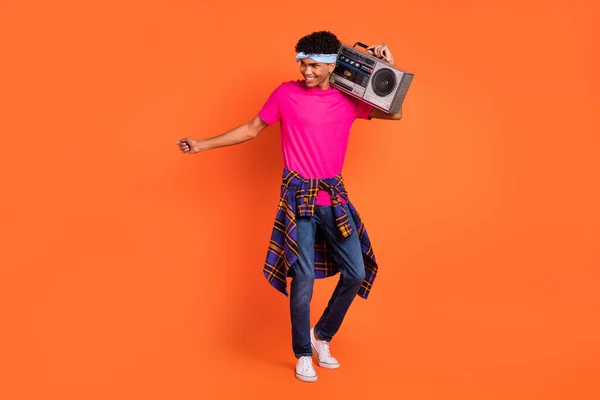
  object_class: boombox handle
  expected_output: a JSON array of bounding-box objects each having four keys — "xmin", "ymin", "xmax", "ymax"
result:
[{"xmin": 352, "ymin": 42, "xmax": 371, "ymax": 52}]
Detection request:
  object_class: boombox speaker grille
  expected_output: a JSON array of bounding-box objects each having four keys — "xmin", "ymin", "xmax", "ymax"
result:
[
  {"xmin": 371, "ymin": 68, "xmax": 397, "ymax": 97},
  {"xmin": 391, "ymin": 73, "xmax": 414, "ymax": 113}
]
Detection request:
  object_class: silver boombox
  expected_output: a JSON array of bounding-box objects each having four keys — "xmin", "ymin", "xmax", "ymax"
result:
[{"xmin": 330, "ymin": 42, "xmax": 414, "ymax": 114}]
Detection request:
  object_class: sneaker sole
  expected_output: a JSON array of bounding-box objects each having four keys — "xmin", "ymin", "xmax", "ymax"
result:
[
  {"xmin": 295, "ymin": 373, "xmax": 317, "ymax": 382},
  {"xmin": 311, "ymin": 344, "xmax": 340, "ymax": 369}
]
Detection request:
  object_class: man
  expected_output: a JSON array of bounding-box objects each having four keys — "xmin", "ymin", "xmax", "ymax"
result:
[{"xmin": 176, "ymin": 31, "xmax": 402, "ymax": 382}]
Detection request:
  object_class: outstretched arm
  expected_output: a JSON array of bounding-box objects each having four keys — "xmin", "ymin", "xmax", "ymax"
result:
[{"xmin": 175, "ymin": 115, "xmax": 269, "ymax": 154}]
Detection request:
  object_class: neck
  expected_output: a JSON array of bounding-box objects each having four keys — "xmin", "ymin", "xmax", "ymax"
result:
[{"xmin": 317, "ymin": 74, "xmax": 331, "ymax": 90}]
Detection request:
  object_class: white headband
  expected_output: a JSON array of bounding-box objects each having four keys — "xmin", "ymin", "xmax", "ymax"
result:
[{"xmin": 295, "ymin": 52, "xmax": 338, "ymax": 64}]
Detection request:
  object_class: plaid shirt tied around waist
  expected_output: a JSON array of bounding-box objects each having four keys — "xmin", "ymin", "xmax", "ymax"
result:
[{"xmin": 263, "ymin": 168, "xmax": 378, "ymax": 299}]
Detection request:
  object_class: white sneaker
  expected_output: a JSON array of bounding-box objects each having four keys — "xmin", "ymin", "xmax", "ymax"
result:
[
  {"xmin": 295, "ymin": 356, "xmax": 317, "ymax": 382},
  {"xmin": 310, "ymin": 327, "xmax": 340, "ymax": 369}
]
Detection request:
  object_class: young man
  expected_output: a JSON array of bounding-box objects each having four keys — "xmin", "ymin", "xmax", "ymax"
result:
[{"xmin": 176, "ymin": 31, "xmax": 402, "ymax": 382}]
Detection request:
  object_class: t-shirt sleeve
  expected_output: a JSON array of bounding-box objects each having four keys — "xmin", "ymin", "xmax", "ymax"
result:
[
  {"xmin": 258, "ymin": 86, "xmax": 281, "ymax": 125},
  {"xmin": 354, "ymin": 98, "xmax": 375, "ymax": 120}
]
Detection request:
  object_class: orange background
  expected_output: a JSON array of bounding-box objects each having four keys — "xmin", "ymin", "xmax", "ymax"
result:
[{"xmin": 1, "ymin": 0, "xmax": 599, "ymax": 399}]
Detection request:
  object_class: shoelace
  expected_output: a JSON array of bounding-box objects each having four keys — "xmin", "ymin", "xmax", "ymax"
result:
[
  {"xmin": 319, "ymin": 341, "xmax": 332, "ymax": 359},
  {"xmin": 300, "ymin": 356, "xmax": 313, "ymax": 372}
]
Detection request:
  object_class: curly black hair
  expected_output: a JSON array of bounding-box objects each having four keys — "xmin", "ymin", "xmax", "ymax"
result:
[{"xmin": 295, "ymin": 31, "xmax": 341, "ymax": 54}]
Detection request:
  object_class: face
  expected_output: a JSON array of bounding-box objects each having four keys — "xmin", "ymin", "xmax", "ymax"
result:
[{"xmin": 299, "ymin": 58, "xmax": 336, "ymax": 90}]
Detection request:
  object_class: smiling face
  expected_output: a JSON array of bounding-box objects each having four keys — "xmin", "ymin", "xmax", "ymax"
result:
[{"xmin": 299, "ymin": 58, "xmax": 336, "ymax": 90}]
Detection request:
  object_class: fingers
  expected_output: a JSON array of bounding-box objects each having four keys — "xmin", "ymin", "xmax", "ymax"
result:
[
  {"xmin": 367, "ymin": 44, "xmax": 384, "ymax": 58},
  {"xmin": 381, "ymin": 47, "xmax": 393, "ymax": 63},
  {"xmin": 176, "ymin": 138, "xmax": 191, "ymax": 153},
  {"xmin": 367, "ymin": 43, "xmax": 393, "ymax": 62}
]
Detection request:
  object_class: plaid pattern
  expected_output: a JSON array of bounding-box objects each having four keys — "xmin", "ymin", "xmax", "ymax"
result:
[{"xmin": 263, "ymin": 168, "xmax": 378, "ymax": 300}]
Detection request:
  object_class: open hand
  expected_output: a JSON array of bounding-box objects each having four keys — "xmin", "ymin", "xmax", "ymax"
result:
[{"xmin": 367, "ymin": 43, "xmax": 395, "ymax": 66}]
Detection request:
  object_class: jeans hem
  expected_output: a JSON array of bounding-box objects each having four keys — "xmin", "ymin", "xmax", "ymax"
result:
[{"xmin": 314, "ymin": 326, "xmax": 331, "ymax": 342}]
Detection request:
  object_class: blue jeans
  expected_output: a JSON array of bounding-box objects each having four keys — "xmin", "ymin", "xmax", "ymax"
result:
[{"xmin": 290, "ymin": 204, "xmax": 366, "ymax": 358}]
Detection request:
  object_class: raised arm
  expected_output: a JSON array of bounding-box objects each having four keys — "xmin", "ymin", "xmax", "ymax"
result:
[{"xmin": 369, "ymin": 107, "xmax": 402, "ymax": 120}]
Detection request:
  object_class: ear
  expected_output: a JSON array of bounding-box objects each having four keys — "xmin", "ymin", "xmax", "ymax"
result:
[{"xmin": 329, "ymin": 63, "xmax": 336, "ymax": 73}]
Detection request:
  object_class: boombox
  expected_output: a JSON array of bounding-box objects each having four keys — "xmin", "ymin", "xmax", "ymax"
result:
[{"xmin": 330, "ymin": 42, "xmax": 414, "ymax": 114}]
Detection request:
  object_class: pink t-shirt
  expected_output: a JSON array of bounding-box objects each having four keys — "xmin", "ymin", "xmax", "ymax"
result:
[{"xmin": 258, "ymin": 80, "xmax": 373, "ymax": 205}]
